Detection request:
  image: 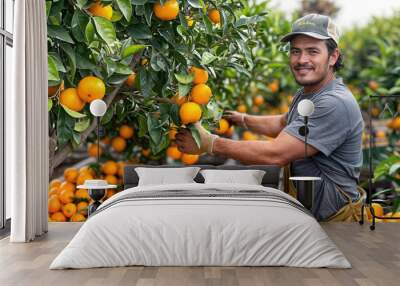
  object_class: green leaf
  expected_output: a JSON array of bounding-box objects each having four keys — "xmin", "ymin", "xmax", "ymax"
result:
[
  {"xmin": 178, "ymin": 83, "xmax": 191, "ymax": 97},
  {"xmin": 48, "ymin": 25, "xmax": 75, "ymax": 44},
  {"xmin": 46, "ymin": 1, "xmax": 52, "ymax": 18},
  {"xmin": 389, "ymin": 163, "xmax": 400, "ymax": 175},
  {"xmin": 129, "ymin": 24, "xmax": 152, "ymax": 40},
  {"xmin": 71, "ymin": 9, "xmax": 89, "ymax": 42},
  {"xmin": 61, "ymin": 105, "xmax": 87, "ymax": 119},
  {"xmin": 48, "ymin": 52, "xmax": 66, "ymax": 73},
  {"xmin": 74, "ymin": 117, "xmax": 91, "ymax": 132},
  {"xmin": 147, "ymin": 116, "xmax": 162, "ymax": 145},
  {"xmin": 189, "ymin": 125, "xmax": 201, "ymax": 149},
  {"xmin": 122, "ymin": 44, "xmax": 146, "ymax": 59},
  {"xmin": 85, "ymin": 20, "xmax": 96, "ymax": 43},
  {"xmin": 170, "ymin": 104, "xmax": 180, "ymax": 126},
  {"xmin": 108, "ymin": 74, "xmax": 130, "ymax": 85},
  {"xmin": 48, "ymin": 99, "xmax": 53, "ymax": 112},
  {"xmin": 132, "ymin": 0, "xmax": 148, "ymax": 4},
  {"xmin": 201, "ymin": 52, "xmax": 217, "ymax": 65},
  {"xmin": 76, "ymin": 0, "xmax": 88, "ymax": 9},
  {"xmin": 116, "ymin": 0, "xmax": 132, "ymax": 22},
  {"xmin": 48, "ymin": 55, "xmax": 60, "ymax": 81},
  {"xmin": 93, "ymin": 16, "xmax": 117, "ymax": 46},
  {"xmin": 138, "ymin": 115, "xmax": 148, "ymax": 137},
  {"xmin": 60, "ymin": 43, "xmax": 76, "ymax": 82},
  {"xmin": 101, "ymin": 107, "xmax": 114, "ymax": 124},
  {"xmin": 187, "ymin": 0, "xmax": 204, "ymax": 9},
  {"xmin": 115, "ymin": 63, "xmax": 133, "ymax": 75},
  {"xmin": 174, "ymin": 73, "xmax": 194, "ymax": 84},
  {"xmin": 57, "ymin": 108, "xmax": 75, "ymax": 148},
  {"xmin": 111, "ymin": 10, "xmax": 123, "ymax": 22},
  {"xmin": 76, "ymin": 53, "xmax": 97, "ymax": 70},
  {"xmin": 138, "ymin": 69, "xmax": 154, "ymax": 97},
  {"xmin": 72, "ymin": 131, "xmax": 81, "ymax": 145}
]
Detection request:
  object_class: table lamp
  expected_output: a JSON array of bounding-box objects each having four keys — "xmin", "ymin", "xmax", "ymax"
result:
[{"xmin": 289, "ymin": 99, "xmax": 321, "ymax": 211}]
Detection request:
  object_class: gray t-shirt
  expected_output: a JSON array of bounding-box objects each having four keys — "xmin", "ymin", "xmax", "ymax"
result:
[{"xmin": 283, "ymin": 77, "xmax": 364, "ymax": 220}]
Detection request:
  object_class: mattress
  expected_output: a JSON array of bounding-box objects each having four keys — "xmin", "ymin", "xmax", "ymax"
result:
[{"xmin": 50, "ymin": 183, "xmax": 351, "ymax": 269}]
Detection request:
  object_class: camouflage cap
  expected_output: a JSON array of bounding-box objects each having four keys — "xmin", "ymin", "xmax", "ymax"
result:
[{"xmin": 280, "ymin": 14, "xmax": 340, "ymax": 45}]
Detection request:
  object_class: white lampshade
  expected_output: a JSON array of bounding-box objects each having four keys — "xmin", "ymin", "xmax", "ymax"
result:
[
  {"xmin": 297, "ymin": 99, "xmax": 315, "ymax": 117},
  {"xmin": 90, "ymin": 99, "xmax": 107, "ymax": 117}
]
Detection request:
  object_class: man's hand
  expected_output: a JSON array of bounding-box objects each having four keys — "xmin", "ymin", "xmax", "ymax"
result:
[
  {"xmin": 223, "ymin": 110, "xmax": 247, "ymax": 128},
  {"xmin": 176, "ymin": 122, "xmax": 219, "ymax": 155}
]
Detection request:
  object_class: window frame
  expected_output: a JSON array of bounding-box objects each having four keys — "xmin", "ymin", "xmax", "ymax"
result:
[{"xmin": 0, "ymin": 0, "xmax": 13, "ymax": 233}]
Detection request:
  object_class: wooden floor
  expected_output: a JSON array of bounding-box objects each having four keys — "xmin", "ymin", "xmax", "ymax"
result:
[{"xmin": 0, "ymin": 222, "xmax": 399, "ymax": 286}]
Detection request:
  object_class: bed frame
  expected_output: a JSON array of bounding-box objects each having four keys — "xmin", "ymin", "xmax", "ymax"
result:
[{"xmin": 123, "ymin": 164, "xmax": 281, "ymax": 190}]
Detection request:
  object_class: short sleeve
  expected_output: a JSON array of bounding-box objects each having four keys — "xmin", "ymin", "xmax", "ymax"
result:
[{"xmin": 283, "ymin": 96, "xmax": 350, "ymax": 157}]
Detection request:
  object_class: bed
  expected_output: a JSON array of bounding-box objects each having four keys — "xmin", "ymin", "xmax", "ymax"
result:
[{"xmin": 49, "ymin": 165, "xmax": 351, "ymax": 269}]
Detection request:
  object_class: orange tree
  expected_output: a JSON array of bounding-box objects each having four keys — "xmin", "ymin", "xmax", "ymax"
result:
[
  {"xmin": 213, "ymin": 1, "xmax": 297, "ymax": 142},
  {"xmin": 47, "ymin": 0, "xmax": 269, "ymax": 174}
]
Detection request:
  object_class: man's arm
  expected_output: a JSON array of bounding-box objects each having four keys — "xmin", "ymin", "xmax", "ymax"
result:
[
  {"xmin": 211, "ymin": 130, "xmax": 318, "ymax": 166},
  {"xmin": 244, "ymin": 113, "xmax": 287, "ymax": 137},
  {"xmin": 224, "ymin": 111, "xmax": 287, "ymax": 137}
]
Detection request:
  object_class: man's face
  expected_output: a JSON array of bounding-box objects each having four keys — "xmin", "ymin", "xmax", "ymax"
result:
[{"xmin": 289, "ymin": 35, "xmax": 333, "ymax": 87}]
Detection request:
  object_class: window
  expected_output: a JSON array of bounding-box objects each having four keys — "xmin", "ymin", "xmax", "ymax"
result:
[{"xmin": 1, "ymin": 0, "xmax": 14, "ymax": 233}]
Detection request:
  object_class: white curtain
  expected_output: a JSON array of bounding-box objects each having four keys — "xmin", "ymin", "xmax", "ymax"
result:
[{"xmin": 7, "ymin": 0, "xmax": 48, "ymax": 242}]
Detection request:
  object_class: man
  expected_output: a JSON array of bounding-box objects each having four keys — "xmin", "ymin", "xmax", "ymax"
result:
[{"xmin": 176, "ymin": 14, "xmax": 364, "ymax": 221}]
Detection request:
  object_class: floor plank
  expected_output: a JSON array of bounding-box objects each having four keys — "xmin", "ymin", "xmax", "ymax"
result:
[{"xmin": 0, "ymin": 222, "xmax": 399, "ymax": 286}]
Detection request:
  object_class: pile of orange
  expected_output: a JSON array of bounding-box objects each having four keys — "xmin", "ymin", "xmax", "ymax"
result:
[{"xmin": 48, "ymin": 161, "xmax": 126, "ymax": 222}]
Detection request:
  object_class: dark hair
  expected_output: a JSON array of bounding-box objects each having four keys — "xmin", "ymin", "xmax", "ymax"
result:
[{"xmin": 325, "ymin": 38, "xmax": 344, "ymax": 72}]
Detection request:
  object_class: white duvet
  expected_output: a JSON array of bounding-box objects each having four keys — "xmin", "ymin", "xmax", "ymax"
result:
[{"xmin": 50, "ymin": 183, "xmax": 351, "ymax": 269}]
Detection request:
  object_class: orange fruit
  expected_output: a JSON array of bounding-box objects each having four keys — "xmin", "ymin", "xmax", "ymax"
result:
[
  {"xmin": 48, "ymin": 197, "xmax": 61, "ymax": 213},
  {"xmin": 368, "ymin": 80, "xmax": 379, "ymax": 91},
  {"xmin": 142, "ymin": 148, "xmax": 151, "ymax": 157},
  {"xmin": 375, "ymin": 130, "xmax": 386, "ymax": 138},
  {"xmin": 119, "ymin": 125, "xmax": 134, "ymax": 139},
  {"xmin": 62, "ymin": 203, "xmax": 77, "ymax": 218},
  {"xmin": 77, "ymin": 172, "xmax": 94, "ymax": 186},
  {"xmin": 70, "ymin": 213, "xmax": 86, "ymax": 222},
  {"xmin": 77, "ymin": 76, "xmax": 106, "ymax": 103},
  {"xmin": 59, "ymin": 189, "xmax": 74, "ymax": 204},
  {"xmin": 172, "ymin": 94, "xmax": 187, "ymax": 105},
  {"xmin": 268, "ymin": 80, "xmax": 279, "ymax": 93},
  {"xmin": 384, "ymin": 212, "xmax": 400, "ymax": 222},
  {"xmin": 111, "ymin": 136, "xmax": 127, "ymax": 152},
  {"xmin": 79, "ymin": 166, "xmax": 96, "ymax": 177},
  {"xmin": 87, "ymin": 143, "xmax": 102, "ymax": 158},
  {"xmin": 48, "ymin": 81, "xmax": 64, "ymax": 97},
  {"xmin": 179, "ymin": 102, "xmax": 202, "ymax": 125},
  {"xmin": 77, "ymin": 201, "xmax": 89, "ymax": 216},
  {"xmin": 88, "ymin": 1, "xmax": 113, "ymax": 20},
  {"xmin": 125, "ymin": 72, "xmax": 137, "ymax": 87},
  {"xmin": 59, "ymin": 181, "xmax": 75, "ymax": 193},
  {"xmin": 237, "ymin": 104, "xmax": 247, "ymax": 113},
  {"xmin": 280, "ymin": 103, "xmax": 289, "ymax": 113},
  {"xmin": 105, "ymin": 175, "xmax": 118, "ymax": 185},
  {"xmin": 167, "ymin": 146, "xmax": 182, "ymax": 160},
  {"xmin": 366, "ymin": 203, "xmax": 384, "ymax": 219},
  {"xmin": 102, "ymin": 160, "xmax": 118, "ymax": 175},
  {"xmin": 101, "ymin": 136, "xmax": 111, "ymax": 145},
  {"xmin": 191, "ymin": 84, "xmax": 212, "ymax": 105},
  {"xmin": 253, "ymin": 95, "xmax": 264, "ymax": 106},
  {"xmin": 181, "ymin": 153, "xmax": 199, "ymax": 165},
  {"xmin": 48, "ymin": 187, "xmax": 60, "ymax": 197},
  {"xmin": 51, "ymin": 212, "xmax": 66, "ymax": 222},
  {"xmin": 75, "ymin": 189, "xmax": 90, "ymax": 201},
  {"xmin": 387, "ymin": 117, "xmax": 400, "ymax": 130},
  {"xmin": 242, "ymin": 131, "xmax": 258, "ymax": 141},
  {"xmin": 189, "ymin": 67, "xmax": 209, "ymax": 84},
  {"xmin": 208, "ymin": 9, "xmax": 220, "ymax": 24},
  {"xmin": 226, "ymin": 126, "xmax": 235, "ymax": 137},
  {"xmin": 169, "ymin": 129, "xmax": 178, "ymax": 140},
  {"xmin": 60, "ymin": 88, "xmax": 85, "ymax": 112},
  {"xmin": 153, "ymin": 0, "xmax": 179, "ymax": 21},
  {"xmin": 49, "ymin": 179, "xmax": 62, "ymax": 189},
  {"xmin": 215, "ymin": 118, "xmax": 230, "ymax": 135},
  {"xmin": 106, "ymin": 189, "xmax": 117, "ymax": 199},
  {"xmin": 63, "ymin": 167, "xmax": 79, "ymax": 183},
  {"xmin": 117, "ymin": 161, "xmax": 126, "ymax": 177}
]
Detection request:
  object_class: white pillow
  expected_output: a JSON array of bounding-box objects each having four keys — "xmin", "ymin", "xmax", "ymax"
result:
[
  {"xmin": 135, "ymin": 167, "xmax": 201, "ymax": 186},
  {"xmin": 200, "ymin": 169, "xmax": 266, "ymax": 185}
]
